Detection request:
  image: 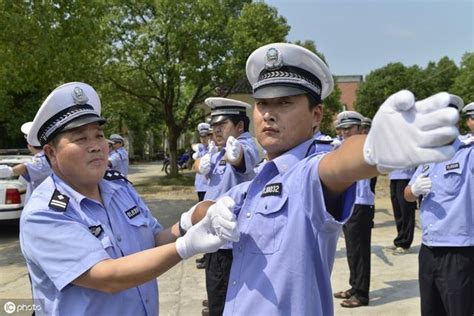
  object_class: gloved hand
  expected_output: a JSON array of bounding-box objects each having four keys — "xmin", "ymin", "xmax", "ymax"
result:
[
  {"xmin": 198, "ymin": 154, "xmax": 211, "ymax": 175},
  {"xmin": 206, "ymin": 196, "xmax": 240, "ymax": 242},
  {"xmin": 411, "ymin": 174, "xmax": 432, "ymax": 197},
  {"xmin": 225, "ymin": 136, "xmax": 243, "ymax": 163},
  {"xmin": 208, "ymin": 141, "xmax": 218, "ymax": 155},
  {"xmin": 364, "ymin": 90, "xmax": 461, "ymax": 173},
  {"xmin": 191, "ymin": 143, "xmax": 202, "ymax": 160},
  {"xmin": 0, "ymin": 165, "xmax": 13, "ymax": 178},
  {"xmin": 175, "ymin": 197, "xmax": 240, "ymax": 259},
  {"xmin": 179, "ymin": 203, "xmax": 199, "ymax": 234}
]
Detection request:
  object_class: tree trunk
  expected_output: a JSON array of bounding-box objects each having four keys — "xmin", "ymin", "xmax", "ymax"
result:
[{"xmin": 167, "ymin": 127, "xmax": 180, "ymax": 177}]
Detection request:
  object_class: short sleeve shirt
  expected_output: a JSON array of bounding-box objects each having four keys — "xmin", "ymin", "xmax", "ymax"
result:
[
  {"xmin": 109, "ymin": 147, "xmax": 129, "ymax": 176},
  {"xmin": 20, "ymin": 173, "xmax": 162, "ymax": 315},
  {"xmin": 21, "ymin": 151, "xmax": 52, "ymax": 202}
]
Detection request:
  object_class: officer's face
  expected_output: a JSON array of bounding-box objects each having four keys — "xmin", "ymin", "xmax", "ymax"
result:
[
  {"xmin": 211, "ymin": 119, "xmax": 242, "ymax": 147},
  {"xmin": 199, "ymin": 135, "xmax": 210, "ymax": 146},
  {"xmin": 340, "ymin": 125, "xmax": 361, "ymax": 139},
  {"xmin": 467, "ymin": 116, "xmax": 474, "ymax": 132},
  {"xmin": 44, "ymin": 123, "xmax": 109, "ymax": 188},
  {"xmin": 253, "ymin": 94, "xmax": 322, "ymax": 160}
]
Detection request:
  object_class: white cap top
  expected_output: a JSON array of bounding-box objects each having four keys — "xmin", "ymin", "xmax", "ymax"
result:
[
  {"xmin": 21, "ymin": 121, "xmax": 40, "ymax": 147},
  {"xmin": 462, "ymin": 102, "xmax": 474, "ymax": 115},
  {"xmin": 205, "ymin": 97, "xmax": 251, "ymax": 125},
  {"xmin": 109, "ymin": 134, "xmax": 124, "ymax": 143},
  {"xmin": 246, "ymin": 43, "xmax": 334, "ymax": 101},
  {"xmin": 197, "ymin": 122, "xmax": 211, "ymax": 135},
  {"xmin": 336, "ymin": 111, "xmax": 365, "ymax": 128},
  {"xmin": 28, "ymin": 82, "xmax": 105, "ymax": 146}
]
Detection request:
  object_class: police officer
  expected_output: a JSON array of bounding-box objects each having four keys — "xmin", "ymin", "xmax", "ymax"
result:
[
  {"xmin": 0, "ymin": 121, "xmax": 52, "ymax": 202},
  {"xmin": 179, "ymin": 42, "xmax": 460, "ymax": 315},
  {"xmin": 404, "ymin": 109, "xmax": 473, "ymax": 316},
  {"xmin": 19, "ymin": 82, "xmax": 239, "ymax": 316},
  {"xmin": 108, "ymin": 133, "xmax": 129, "ymax": 176},
  {"xmin": 461, "ymin": 102, "xmax": 474, "ymax": 137},
  {"xmin": 193, "ymin": 122, "xmax": 213, "ymax": 202},
  {"xmin": 194, "ymin": 97, "xmax": 259, "ymax": 316},
  {"xmin": 333, "ymin": 110, "xmax": 376, "ymax": 307}
]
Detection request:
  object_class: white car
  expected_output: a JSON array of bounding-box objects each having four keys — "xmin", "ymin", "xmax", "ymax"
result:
[{"xmin": 0, "ymin": 153, "xmax": 32, "ymax": 222}]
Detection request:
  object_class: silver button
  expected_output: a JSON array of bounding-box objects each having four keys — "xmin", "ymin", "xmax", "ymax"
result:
[
  {"xmin": 232, "ymin": 281, "xmax": 237, "ymax": 286},
  {"xmin": 246, "ymin": 212, "xmax": 251, "ymax": 218}
]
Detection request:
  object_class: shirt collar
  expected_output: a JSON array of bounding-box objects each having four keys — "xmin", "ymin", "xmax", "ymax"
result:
[{"xmin": 271, "ymin": 137, "xmax": 315, "ymax": 175}]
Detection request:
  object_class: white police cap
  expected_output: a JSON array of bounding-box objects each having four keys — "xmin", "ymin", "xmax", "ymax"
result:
[
  {"xmin": 109, "ymin": 134, "xmax": 124, "ymax": 143},
  {"xmin": 205, "ymin": 97, "xmax": 251, "ymax": 125},
  {"xmin": 246, "ymin": 43, "xmax": 334, "ymax": 101},
  {"xmin": 197, "ymin": 122, "xmax": 211, "ymax": 136},
  {"xmin": 21, "ymin": 121, "xmax": 41, "ymax": 147},
  {"xmin": 462, "ymin": 102, "xmax": 474, "ymax": 116},
  {"xmin": 336, "ymin": 111, "xmax": 365, "ymax": 128},
  {"xmin": 28, "ymin": 82, "xmax": 106, "ymax": 146}
]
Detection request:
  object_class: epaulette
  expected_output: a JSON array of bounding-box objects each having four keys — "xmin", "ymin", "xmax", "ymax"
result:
[
  {"xmin": 104, "ymin": 170, "xmax": 132, "ymax": 184},
  {"xmin": 48, "ymin": 189, "xmax": 70, "ymax": 212}
]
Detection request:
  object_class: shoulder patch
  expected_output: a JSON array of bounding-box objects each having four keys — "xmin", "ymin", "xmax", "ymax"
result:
[
  {"xmin": 89, "ymin": 225, "xmax": 103, "ymax": 237},
  {"xmin": 125, "ymin": 206, "xmax": 140, "ymax": 219},
  {"xmin": 104, "ymin": 170, "xmax": 131, "ymax": 183},
  {"xmin": 48, "ymin": 189, "xmax": 69, "ymax": 212},
  {"xmin": 445, "ymin": 162, "xmax": 460, "ymax": 171},
  {"xmin": 261, "ymin": 183, "xmax": 282, "ymax": 197},
  {"xmin": 422, "ymin": 164, "xmax": 430, "ymax": 173},
  {"xmin": 315, "ymin": 138, "xmax": 333, "ymax": 145}
]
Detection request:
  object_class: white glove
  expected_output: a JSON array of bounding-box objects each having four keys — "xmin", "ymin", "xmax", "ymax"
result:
[
  {"xmin": 191, "ymin": 143, "xmax": 201, "ymax": 160},
  {"xmin": 206, "ymin": 196, "xmax": 240, "ymax": 242},
  {"xmin": 225, "ymin": 136, "xmax": 243, "ymax": 163},
  {"xmin": 175, "ymin": 197, "xmax": 240, "ymax": 259},
  {"xmin": 0, "ymin": 165, "xmax": 13, "ymax": 178},
  {"xmin": 411, "ymin": 175, "xmax": 432, "ymax": 197},
  {"xmin": 331, "ymin": 138, "xmax": 342, "ymax": 149},
  {"xmin": 208, "ymin": 141, "xmax": 218, "ymax": 155},
  {"xmin": 192, "ymin": 152, "xmax": 199, "ymax": 160},
  {"xmin": 179, "ymin": 203, "xmax": 199, "ymax": 234},
  {"xmin": 364, "ymin": 90, "xmax": 460, "ymax": 173},
  {"xmin": 198, "ymin": 154, "xmax": 211, "ymax": 175}
]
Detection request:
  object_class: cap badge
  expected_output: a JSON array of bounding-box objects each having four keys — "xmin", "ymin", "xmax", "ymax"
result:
[
  {"xmin": 264, "ymin": 47, "xmax": 283, "ymax": 70},
  {"xmin": 72, "ymin": 87, "xmax": 89, "ymax": 104}
]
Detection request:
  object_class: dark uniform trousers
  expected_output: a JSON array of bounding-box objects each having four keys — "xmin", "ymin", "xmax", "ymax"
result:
[
  {"xmin": 419, "ymin": 245, "xmax": 474, "ymax": 316},
  {"xmin": 390, "ymin": 179, "xmax": 416, "ymax": 249},
  {"xmin": 205, "ymin": 249, "xmax": 233, "ymax": 316},
  {"xmin": 343, "ymin": 204, "xmax": 375, "ymax": 303}
]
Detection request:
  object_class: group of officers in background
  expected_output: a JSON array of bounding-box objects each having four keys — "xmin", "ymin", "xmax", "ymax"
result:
[{"xmin": 7, "ymin": 41, "xmax": 473, "ymax": 316}]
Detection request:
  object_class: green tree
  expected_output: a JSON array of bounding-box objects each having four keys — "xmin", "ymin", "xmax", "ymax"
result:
[
  {"xmin": 102, "ymin": 0, "xmax": 289, "ymax": 175},
  {"xmin": 0, "ymin": 1, "xmax": 107, "ymax": 147},
  {"xmin": 452, "ymin": 52, "xmax": 474, "ymax": 133}
]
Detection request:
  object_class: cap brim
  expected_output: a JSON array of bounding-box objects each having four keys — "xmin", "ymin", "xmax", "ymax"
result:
[
  {"xmin": 62, "ymin": 115, "xmax": 107, "ymax": 133},
  {"xmin": 337, "ymin": 122, "xmax": 361, "ymax": 129},
  {"xmin": 210, "ymin": 115, "xmax": 230, "ymax": 125},
  {"xmin": 253, "ymin": 85, "xmax": 307, "ymax": 99}
]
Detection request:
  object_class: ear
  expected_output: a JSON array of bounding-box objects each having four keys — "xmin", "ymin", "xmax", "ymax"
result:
[
  {"xmin": 43, "ymin": 144, "xmax": 58, "ymax": 166},
  {"xmin": 237, "ymin": 120, "xmax": 245, "ymax": 133},
  {"xmin": 311, "ymin": 104, "xmax": 323, "ymax": 130}
]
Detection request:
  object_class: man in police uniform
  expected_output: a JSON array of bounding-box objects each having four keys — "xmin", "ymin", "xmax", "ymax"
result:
[
  {"xmin": 404, "ymin": 107, "xmax": 473, "ymax": 316},
  {"xmin": 180, "ymin": 43, "xmax": 460, "ymax": 315},
  {"xmin": 462, "ymin": 102, "xmax": 474, "ymax": 137},
  {"xmin": 193, "ymin": 122, "xmax": 214, "ymax": 202},
  {"xmin": 193, "ymin": 97, "xmax": 259, "ymax": 316},
  {"xmin": 108, "ymin": 133, "xmax": 129, "ymax": 176},
  {"xmin": 19, "ymin": 82, "xmax": 239, "ymax": 316},
  {"xmin": 333, "ymin": 110, "xmax": 376, "ymax": 307},
  {"xmin": 0, "ymin": 121, "xmax": 52, "ymax": 202}
]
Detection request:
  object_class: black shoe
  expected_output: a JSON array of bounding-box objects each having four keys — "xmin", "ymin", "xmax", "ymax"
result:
[
  {"xmin": 196, "ymin": 261, "xmax": 206, "ymax": 269},
  {"xmin": 196, "ymin": 256, "xmax": 205, "ymax": 264},
  {"xmin": 202, "ymin": 307, "xmax": 209, "ymax": 316}
]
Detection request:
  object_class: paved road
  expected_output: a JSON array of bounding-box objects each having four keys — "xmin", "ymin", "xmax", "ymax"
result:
[{"xmin": 0, "ymin": 162, "xmax": 422, "ymax": 315}]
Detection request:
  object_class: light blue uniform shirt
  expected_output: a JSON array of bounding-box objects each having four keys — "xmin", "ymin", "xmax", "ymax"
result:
[
  {"xmin": 313, "ymin": 131, "xmax": 334, "ymax": 154},
  {"xmin": 222, "ymin": 138, "xmax": 356, "ymax": 316},
  {"xmin": 20, "ymin": 172, "xmax": 162, "ymax": 316},
  {"xmin": 389, "ymin": 168, "xmax": 416, "ymax": 180},
  {"xmin": 21, "ymin": 151, "xmax": 52, "ymax": 202},
  {"xmin": 409, "ymin": 141, "xmax": 473, "ymax": 247},
  {"xmin": 194, "ymin": 144, "xmax": 209, "ymax": 192},
  {"xmin": 109, "ymin": 147, "xmax": 129, "ymax": 176},
  {"xmin": 355, "ymin": 178, "xmax": 375, "ymax": 206},
  {"xmin": 204, "ymin": 132, "xmax": 259, "ymax": 201}
]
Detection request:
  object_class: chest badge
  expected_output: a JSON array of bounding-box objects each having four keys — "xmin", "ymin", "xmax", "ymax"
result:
[
  {"xmin": 261, "ymin": 183, "xmax": 283, "ymax": 197},
  {"xmin": 125, "ymin": 206, "xmax": 140, "ymax": 219},
  {"xmin": 445, "ymin": 162, "xmax": 460, "ymax": 171}
]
